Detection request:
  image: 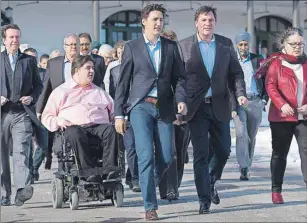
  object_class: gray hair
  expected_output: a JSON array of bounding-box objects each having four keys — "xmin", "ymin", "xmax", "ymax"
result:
[
  {"xmin": 63, "ymin": 33, "xmax": 78, "ymax": 45},
  {"xmin": 98, "ymin": 44, "xmax": 114, "ymax": 56},
  {"xmin": 275, "ymin": 27, "xmax": 303, "ymax": 50}
]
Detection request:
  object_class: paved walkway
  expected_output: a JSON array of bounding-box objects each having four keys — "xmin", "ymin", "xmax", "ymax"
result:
[{"xmin": 1, "ymin": 128, "xmax": 307, "ymax": 222}]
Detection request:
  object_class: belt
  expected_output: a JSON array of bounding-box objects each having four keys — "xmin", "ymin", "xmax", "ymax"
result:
[
  {"xmin": 203, "ymin": 97, "xmax": 212, "ymax": 104},
  {"xmin": 145, "ymin": 97, "xmax": 158, "ymax": 106}
]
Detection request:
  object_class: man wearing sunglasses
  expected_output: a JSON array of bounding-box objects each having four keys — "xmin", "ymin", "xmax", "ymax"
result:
[{"xmin": 231, "ymin": 31, "xmax": 269, "ymax": 181}]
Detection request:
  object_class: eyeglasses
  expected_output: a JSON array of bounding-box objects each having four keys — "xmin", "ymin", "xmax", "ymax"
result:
[
  {"xmin": 65, "ymin": 43, "xmax": 78, "ymax": 47},
  {"xmin": 80, "ymin": 43, "xmax": 90, "ymax": 47},
  {"xmin": 286, "ymin": 42, "xmax": 305, "ymax": 48}
]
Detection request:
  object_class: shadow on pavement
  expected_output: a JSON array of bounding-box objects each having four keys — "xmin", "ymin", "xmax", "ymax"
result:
[{"xmin": 167, "ymin": 200, "xmax": 307, "ymax": 217}]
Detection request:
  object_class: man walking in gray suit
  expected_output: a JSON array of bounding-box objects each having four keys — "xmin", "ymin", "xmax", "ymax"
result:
[
  {"xmin": 1, "ymin": 24, "xmax": 43, "ymax": 206},
  {"xmin": 231, "ymin": 31, "xmax": 268, "ymax": 181}
]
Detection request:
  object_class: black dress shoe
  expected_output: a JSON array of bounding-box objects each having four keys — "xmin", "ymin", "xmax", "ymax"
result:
[
  {"xmin": 32, "ymin": 169, "xmax": 39, "ymax": 182},
  {"xmin": 1, "ymin": 196, "xmax": 11, "ymax": 206},
  {"xmin": 166, "ymin": 191, "xmax": 178, "ymax": 201},
  {"xmin": 199, "ymin": 202, "xmax": 210, "ymax": 214},
  {"xmin": 45, "ymin": 158, "xmax": 52, "ymax": 170},
  {"xmin": 15, "ymin": 185, "xmax": 34, "ymax": 206},
  {"xmin": 240, "ymin": 168, "xmax": 250, "ymax": 181},
  {"xmin": 211, "ymin": 186, "xmax": 220, "ymax": 205}
]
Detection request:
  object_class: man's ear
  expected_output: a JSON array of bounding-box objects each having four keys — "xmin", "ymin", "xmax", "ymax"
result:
[{"xmin": 142, "ymin": 18, "xmax": 146, "ymax": 27}]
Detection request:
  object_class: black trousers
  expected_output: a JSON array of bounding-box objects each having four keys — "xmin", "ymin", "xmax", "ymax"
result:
[
  {"xmin": 270, "ymin": 121, "xmax": 307, "ymax": 192},
  {"xmin": 123, "ymin": 126, "xmax": 139, "ymax": 185},
  {"xmin": 189, "ymin": 102, "xmax": 231, "ymax": 204},
  {"xmin": 158, "ymin": 123, "xmax": 191, "ymax": 199},
  {"xmin": 64, "ymin": 124, "xmax": 118, "ymax": 176}
]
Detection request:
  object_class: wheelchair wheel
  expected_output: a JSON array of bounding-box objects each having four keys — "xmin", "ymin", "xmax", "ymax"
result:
[
  {"xmin": 69, "ymin": 191, "xmax": 79, "ymax": 210},
  {"xmin": 112, "ymin": 183, "xmax": 124, "ymax": 207},
  {"xmin": 52, "ymin": 174, "xmax": 64, "ymax": 209}
]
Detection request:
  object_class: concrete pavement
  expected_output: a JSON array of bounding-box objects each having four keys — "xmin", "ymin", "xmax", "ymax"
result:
[{"xmin": 1, "ymin": 128, "xmax": 307, "ymax": 222}]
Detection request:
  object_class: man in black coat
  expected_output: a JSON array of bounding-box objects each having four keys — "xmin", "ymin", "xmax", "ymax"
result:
[
  {"xmin": 179, "ymin": 5, "xmax": 248, "ymax": 214},
  {"xmin": 1, "ymin": 24, "xmax": 43, "ymax": 206}
]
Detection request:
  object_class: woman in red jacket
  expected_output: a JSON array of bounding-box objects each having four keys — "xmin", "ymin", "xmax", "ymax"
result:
[{"xmin": 266, "ymin": 27, "xmax": 307, "ymax": 204}]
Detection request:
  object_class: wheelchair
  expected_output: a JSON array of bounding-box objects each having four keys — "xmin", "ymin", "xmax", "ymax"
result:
[{"xmin": 51, "ymin": 129, "xmax": 125, "ymax": 210}]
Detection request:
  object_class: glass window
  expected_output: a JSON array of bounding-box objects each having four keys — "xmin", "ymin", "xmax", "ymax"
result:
[
  {"xmin": 100, "ymin": 29, "xmax": 106, "ymax": 44},
  {"xmin": 270, "ymin": 18, "xmax": 278, "ymax": 32},
  {"xmin": 102, "ymin": 10, "xmax": 142, "ymax": 45},
  {"xmin": 128, "ymin": 12, "xmax": 141, "ymax": 27},
  {"xmin": 259, "ymin": 18, "xmax": 267, "ymax": 31},
  {"xmin": 277, "ymin": 21, "xmax": 285, "ymax": 32}
]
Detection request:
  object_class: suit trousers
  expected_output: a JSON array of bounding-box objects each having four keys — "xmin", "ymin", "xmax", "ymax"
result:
[
  {"xmin": 123, "ymin": 126, "xmax": 139, "ymax": 185},
  {"xmin": 30, "ymin": 124, "xmax": 49, "ymax": 172},
  {"xmin": 130, "ymin": 101, "xmax": 173, "ymax": 211},
  {"xmin": 158, "ymin": 123, "xmax": 191, "ymax": 199},
  {"xmin": 189, "ymin": 101, "xmax": 231, "ymax": 205},
  {"xmin": 233, "ymin": 97, "xmax": 264, "ymax": 169},
  {"xmin": 64, "ymin": 124, "xmax": 118, "ymax": 176},
  {"xmin": 1, "ymin": 110, "xmax": 33, "ymax": 197}
]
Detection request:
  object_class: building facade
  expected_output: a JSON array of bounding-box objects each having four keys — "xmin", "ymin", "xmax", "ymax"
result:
[{"xmin": 1, "ymin": 1, "xmax": 305, "ymax": 57}]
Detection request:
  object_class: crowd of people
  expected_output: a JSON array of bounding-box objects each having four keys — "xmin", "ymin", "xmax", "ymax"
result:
[{"xmin": 1, "ymin": 3, "xmax": 307, "ymax": 221}]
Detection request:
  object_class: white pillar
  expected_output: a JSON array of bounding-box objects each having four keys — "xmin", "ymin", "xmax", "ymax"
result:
[
  {"xmin": 293, "ymin": 0, "xmax": 300, "ymax": 28},
  {"xmin": 93, "ymin": 0, "xmax": 100, "ymax": 42},
  {"xmin": 247, "ymin": 0, "xmax": 255, "ymax": 53}
]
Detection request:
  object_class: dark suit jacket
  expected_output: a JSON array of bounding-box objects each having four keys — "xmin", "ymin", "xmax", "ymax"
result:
[
  {"xmin": 91, "ymin": 53, "xmax": 106, "ymax": 90},
  {"xmin": 178, "ymin": 34, "xmax": 246, "ymax": 122},
  {"xmin": 114, "ymin": 36, "xmax": 187, "ymax": 123},
  {"xmin": 36, "ymin": 54, "xmax": 105, "ymax": 113},
  {"xmin": 109, "ymin": 64, "xmax": 121, "ymax": 99},
  {"xmin": 38, "ymin": 67, "xmax": 48, "ymax": 83},
  {"xmin": 230, "ymin": 53, "xmax": 269, "ymax": 112},
  {"xmin": 1, "ymin": 50, "xmax": 43, "ymax": 126}
]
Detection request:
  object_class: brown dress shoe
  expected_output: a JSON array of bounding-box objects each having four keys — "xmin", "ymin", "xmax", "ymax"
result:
[{"xmin": 145, "ymin": 210, "xmax": 158, "ymax": 221}]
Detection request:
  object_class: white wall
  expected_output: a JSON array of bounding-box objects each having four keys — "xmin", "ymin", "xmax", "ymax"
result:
[{"xmin": 1, "ymin": 1, "xmax": 306, "ymax": 56}]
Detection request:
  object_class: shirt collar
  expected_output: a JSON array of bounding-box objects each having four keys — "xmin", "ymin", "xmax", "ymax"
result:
[
  {"xmin": 143, "ymin": 33, "xmax": 161, "ymax": 46},
  {"xmin": 7, "ymin": 51, "xmax": 18, "ymax": 58},
  {"xmin": 64, "ymin": 56, "xmax": 72, "ymax": 63},
  {"xmin": 197, "ymin": 33, "xmax": 215, "ymax": 43}
]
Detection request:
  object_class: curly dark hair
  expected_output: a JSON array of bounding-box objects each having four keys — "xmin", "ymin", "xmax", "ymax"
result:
[
  {"xmin": 194, "ymin": 5, "xmax": 217, "ymax": 21},
  {"xmin": 141, "ymin": 4, "xmax": 167, "ymax": 28},
  {"xmin": 275, "ymin": 27, "xmax": 304, "ymax": 50}
]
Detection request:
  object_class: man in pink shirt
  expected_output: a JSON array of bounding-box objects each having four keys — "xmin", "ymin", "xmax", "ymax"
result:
[{"xmin": 41, "ymin": 55, "xmax": 118, "ymax": 182}]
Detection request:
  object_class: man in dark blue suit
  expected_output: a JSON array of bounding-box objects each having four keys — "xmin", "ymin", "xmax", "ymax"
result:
[
  {"xmin": 179, "ymin": 5, "xmax": 248, "ymax": 214},
  {"xmin": 114, "ymin": 4, "xmax": 187, "ymax": 220}
]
